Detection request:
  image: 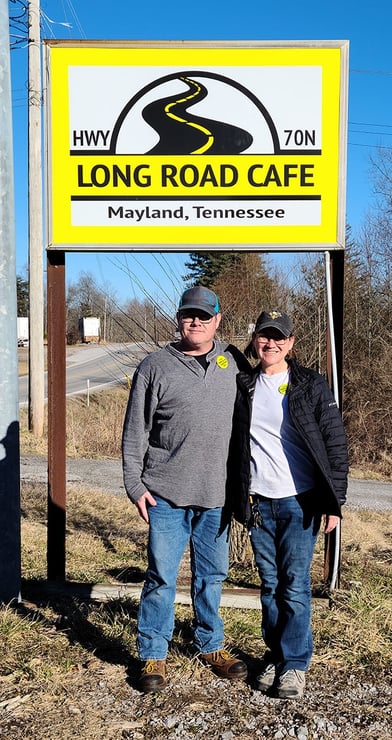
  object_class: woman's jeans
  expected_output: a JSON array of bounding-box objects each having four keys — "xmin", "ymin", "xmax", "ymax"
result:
[
  {"xmin": 137, "ymin": 495, "xmax": 229, "ymax": 660},
  {"xmin": 249, "ymin": 493, "xmax": 320, "ymax": 672}
]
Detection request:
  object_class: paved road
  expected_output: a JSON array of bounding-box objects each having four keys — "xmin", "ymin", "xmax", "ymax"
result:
[
  {"xmin": 19, "ymin": 455, "xmax": 392, "ymax": 511},
  {"xmin": 18, "ymin": 342, "xmax": 152, "ymax": 406}
]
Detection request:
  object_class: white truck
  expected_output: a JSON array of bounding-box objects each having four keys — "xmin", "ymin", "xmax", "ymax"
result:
[
  {"xmin": 79, "ymin": 317, "xmax": 101, "ymax": 343},
  {"xmin": 17, "ymin": 317, "xmax": 29, "ymax": 346}
]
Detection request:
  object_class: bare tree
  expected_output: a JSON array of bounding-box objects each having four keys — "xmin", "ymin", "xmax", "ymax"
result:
[{"xmin": 210, "ymin": 253, "xmax": 282, "ymax": 344}]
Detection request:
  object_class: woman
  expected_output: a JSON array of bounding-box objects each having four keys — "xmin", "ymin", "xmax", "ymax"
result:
[{"xmin": 229, "ymin": 310, "xmax": 348, "ymax": 699}]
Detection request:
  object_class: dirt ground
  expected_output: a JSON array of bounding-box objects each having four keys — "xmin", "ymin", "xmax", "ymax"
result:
[
  {"xmin": 11, "ymin": 443, "xmax": 392, "ymax": 737},
  {"xmin": 0, "ymin": 639, "xmax": 390, "ymax": 740}
]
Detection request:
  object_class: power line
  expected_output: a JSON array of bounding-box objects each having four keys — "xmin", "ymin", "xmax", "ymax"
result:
[
  {"xmin": 350, "ymin": 68, "xmax": 392, "ymax": 75},
  {"xmin": 350, "ymin": 121, "xmax": 392, "ymax": 128},
  {"xmin": 348, "ymin": 141, "xmax": 392, "ymax": 150},
  {"xmin": 349, "ymin": 130, "xmax": 392, "ymax": 137},
  {"xmin": 60, "ymin": 0, "xmax": 87, "ymax": 38}
]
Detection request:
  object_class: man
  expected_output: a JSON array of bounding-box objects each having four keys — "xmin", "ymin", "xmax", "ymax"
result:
[{"xmin": 122, "ymin": 286, "xmax": 248, "ymax": 692}]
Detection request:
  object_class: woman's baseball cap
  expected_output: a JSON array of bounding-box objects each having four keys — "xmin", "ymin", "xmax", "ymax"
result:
[{"xmin": 254, "ymin": 310, "xmax": 293, "ymax": 337}]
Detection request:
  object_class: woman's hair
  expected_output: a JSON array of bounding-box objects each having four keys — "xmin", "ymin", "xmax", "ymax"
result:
[
  {"xmin": 244, "ymin": 340, "xmax": 258, "ymax": 360},
  {"xmin": 286, "ymin": 346, "xmax": 297, "ymax": 360}
]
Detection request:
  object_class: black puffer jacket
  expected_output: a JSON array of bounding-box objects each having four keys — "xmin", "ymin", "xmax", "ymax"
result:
[{"xmin": 227, "ymin": 359, "xmax": 349, "ymax": 525}]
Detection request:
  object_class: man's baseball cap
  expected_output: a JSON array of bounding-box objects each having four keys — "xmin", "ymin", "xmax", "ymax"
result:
[
  {"xmin": 178, "ymin": 286, "xmax": 220, "ymax": 317},
  {"xmin": 254, "ymin": 310, "xmax": 293, "ymax": 337}
]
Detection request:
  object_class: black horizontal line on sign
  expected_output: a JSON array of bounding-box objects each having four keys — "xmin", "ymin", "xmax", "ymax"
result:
[
  {"xmin": 70, "ymin": 195, "xmax": 322, "ymax": 201},
  {"xmin": 69, "ymin": 150, "xmax": 323, "ymax": 156}
]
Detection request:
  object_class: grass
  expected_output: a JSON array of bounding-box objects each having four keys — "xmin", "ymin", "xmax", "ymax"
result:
[
  {"xmin": 15, "ymin": 385, "xmax": 392, "ymax": 675},
  {"xmin": 14, "ymin": 480, "xmax": 392, "ymax": 672},
  {"xmin": 19, "ymin": 385, "xmax": 128, "ymax": 459},
  {"xmin": 2, "ymin": 386, "xmax": 390, "ymax": 736},
  {"xmin": 0, "ymin": 493, "xmax": 389, "ymax": 736},
  {"xmin": 0, "ymin": 488, "xmax": 390, "ymax": 739}
]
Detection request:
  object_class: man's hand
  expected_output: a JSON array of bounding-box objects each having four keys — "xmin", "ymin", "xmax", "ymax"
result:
[
  {"xmin": 136, "ymin": 491, "xmax": 157, "ymax": 524},
  {"xmin": 324, "ymin": 514, "xmax": 340, "ymax": 534}
]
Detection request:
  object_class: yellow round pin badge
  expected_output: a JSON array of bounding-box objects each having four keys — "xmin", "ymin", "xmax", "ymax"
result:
[
  {"xmin": 278, "ymin": 383, "xmax": 290, "ymax": 394},
  {"xmin": 216, "ymin": 355, "xmax": 229, "ymax": 369}
]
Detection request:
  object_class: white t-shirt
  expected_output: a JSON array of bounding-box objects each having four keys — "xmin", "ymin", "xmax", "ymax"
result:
[{"xmin": 250, "ymin": 368, "xmax": 315, "ymax": 499}]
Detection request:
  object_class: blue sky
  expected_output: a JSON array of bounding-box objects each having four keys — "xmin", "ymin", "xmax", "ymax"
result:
[{"xmin": 9, "ymin": 0, "xmax": 392, "ymax": 307}]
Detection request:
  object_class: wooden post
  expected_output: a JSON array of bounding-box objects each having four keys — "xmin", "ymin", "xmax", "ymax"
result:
[{"xmin": 28, "ymin": 0, "xmax": 45, "ymax": 437}]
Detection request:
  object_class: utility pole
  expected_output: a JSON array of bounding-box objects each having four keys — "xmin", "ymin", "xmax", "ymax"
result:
[
  {"xmin": 28, "ymin": 0, "xmax": 45, "ymax": 436},
  {"xmin": 0, "ymin": 0, "xmax": 21, "ymax": 602}
]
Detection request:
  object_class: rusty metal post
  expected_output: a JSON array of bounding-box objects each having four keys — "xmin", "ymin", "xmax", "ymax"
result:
[
  {"xmin": 323, "ymin": 250, "xmax": 345, "ymax": 589},
  {"xmin": 330, "ymin": 250, "xmax": 344, "ymax": 407},
  {"xmin": 47, "ymin": 250, "xmax": 66, "ymax": 580}
]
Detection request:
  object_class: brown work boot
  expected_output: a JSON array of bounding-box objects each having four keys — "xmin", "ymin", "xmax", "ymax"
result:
[
  {"xmin": 139, "ymin": 659, "xmax": 167, "ymax": 693},
  {"xmin": 202, "ymin": 649, "xmax": 247, "ymax": 680}
]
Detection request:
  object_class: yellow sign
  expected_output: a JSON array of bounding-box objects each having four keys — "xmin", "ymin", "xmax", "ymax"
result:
[{"xmin": 44, "ymin": 41, "xmax": 349, "ymax": 251}]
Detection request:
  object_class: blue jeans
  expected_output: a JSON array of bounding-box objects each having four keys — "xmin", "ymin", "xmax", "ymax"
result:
[
  {"xmin": 249, "ymin": 493, "xmax": 320, "ymax": 672},
  {"xmin": 137, "ymin": 495, "xmax": 229, "ymax": 660}
]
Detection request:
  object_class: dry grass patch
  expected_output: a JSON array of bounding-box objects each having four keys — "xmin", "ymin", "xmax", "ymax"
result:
[
  {"xmin": 19, "ymin": 386, "xmax": 129, "ymax": 460},
  {"xmin": 0, "ymin": 483, "xmax": 390, "ymax": 738},
  {"xmin": 66, "ymin": 387, "xmax": 128, "ymax": 458},
  {"xmin": 21, "ymin": 481, "xmax": 147, "ymax": 584},
  {"xmin": 312, "ymin": 510, "xmax": 392, "ymax": 671},
  {"xmin": 17, "ymin": 480, "xmax": 392, "ymax": 671}
]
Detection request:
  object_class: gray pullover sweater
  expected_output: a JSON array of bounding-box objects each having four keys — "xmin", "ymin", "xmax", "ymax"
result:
[{"xmin": 122, "ymin": 340, "xmax": 247, "ymax": 508}]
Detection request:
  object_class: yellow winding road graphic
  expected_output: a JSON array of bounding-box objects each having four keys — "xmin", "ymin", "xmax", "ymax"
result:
[{"xmin": 165, "ymin": 77, "xmax": 214, "ymax": 154}]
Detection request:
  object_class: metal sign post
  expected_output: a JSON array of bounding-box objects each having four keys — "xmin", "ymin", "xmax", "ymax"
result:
[
  {"xmin": 47, "ymin": 250, "xmax": 66, "ymax": 580},
  {"xmin": 324, "ymin": 249, "xmax": 345, "ymax": 590},
  {"xmin": 44, "ymin": 40, "xmax": 348, "ymax": 582}
]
